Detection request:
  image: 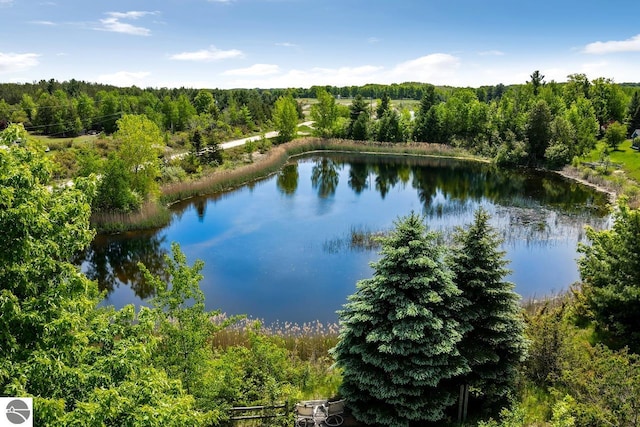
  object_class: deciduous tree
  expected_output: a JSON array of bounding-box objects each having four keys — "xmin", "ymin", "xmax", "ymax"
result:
[
  {"xmin": 604, "ymin": 121, "xmax": 627, "ymax": 151},
  {"xmin": 311, "ymin": 88, "xmax": 338, "ymax": 138},
  {"xmin": 526, "ymin": 99, "xmax": 553, "ymax": 164},
  {"xmin": 115, "ymin": 114, "xmax": 164, "ymax": 199},
  {"xmin": 272, "ymin": 95, "xmax": 298, "ymax": 143}
]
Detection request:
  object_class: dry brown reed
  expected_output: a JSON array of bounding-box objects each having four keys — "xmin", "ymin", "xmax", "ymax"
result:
[
  {"xmin": 90, "ymin": 200, "xmax": 171, "ymax": 233},
  {"xmin": 160, "ymin": 138, "xmax": 474, "ymax": 206}
]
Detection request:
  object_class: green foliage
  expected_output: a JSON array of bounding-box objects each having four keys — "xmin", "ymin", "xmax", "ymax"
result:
[
  {"xmin": 0, "ymin": 136, "xmax": 96, "ymax": 371},
  {"xmin": 333, "ymin": 212, "xmax": 468, "ymax": 427},
  {"xmin": 376, "ymin": 92, "xmax": 391, "ymax": 118},
  {"xmin": 450, "ymin": 208, "xmax": 528, "ymax": 413},
  {"xmin": 545, "ymin": 141, "xmax": 573, "ymax": 168},
  {"xmin": 311, "ymin": 88, "xmax": 339, "ymax": 138},
  {"xmin": 0, "ymin": 122, "xmax": 28, "ymax": 145},
  {"xmin": 376, "ymin": 109, "xmax": 404, "ymax": 142},
  {"xmin": 348, "ymin": 95, "xmax": 370, "ymax": 140},
  {"xmin": 495, "ymin": 131, "xmax": 528, "ymax": 166},
  {"xmin": 526, "ymin": 99, "xmax": 553, "ymax": 164},
  {"xmin": 95, "ymin": 153, "xmax": 142, "ymax": 212},
  {"xmin": 350, "ymin": 111, "xmax": 370, "ymax": 141},
  {"xmin": 604, "ymin": 120, "xmax": 627, "ymax": 150},
  {"xmin": 524, "ymin": 300, "xmax": 569, "ymax": 387},
  {"xmin": 194, "ymin": 89, "xmax": 216, "ymax": 116},
  {"xmin": 141, "ymin": 243, "xmax": 239, "ymax": 407},
  {"xmin": 209, "ymin": 325, "xmax": 301, "ymax": 407},
  {"xmin": 272, "ymin": 95, "xmax": 299, "ymax": 143},
  {"xmin": 557, "ymin": 342, "xmax": 640, "ymax": 426},
  {"xmin": 477, "ymin": 405, "xmax": 526, "ymax": 427},
  {"xmin": 578, "ymin": 199, "xmax": 640, "ymax": 352},
  {"xmin": 115, "ymin": 114, "xmax": 164, "ymax": 199},
  {"xmin": 528, "ymin": 70, "xmax": 545, "ymax": 96},
  {"xmin": 628, "ymin": 91, "xmax": 640, "ymax": 135}
]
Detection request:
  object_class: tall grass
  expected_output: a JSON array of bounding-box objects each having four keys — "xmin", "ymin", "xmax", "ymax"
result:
[
  {"xmin": 90, "ymin": 200, "xmax": 171, "ymax": 233},
  {"xmin": 211, "ymin": 315, "xmax": 343, "ymax": 402},
  {"xmin": 161, "ymin": 138, "xmax": 477, "ymax": 206},
  {"xmin": 95, "ymin": 138, "xmax": 479, "ymax": 232},
  {"xmin": 211, "ymin": 315, "xmax": 340, "ymax": 363}
]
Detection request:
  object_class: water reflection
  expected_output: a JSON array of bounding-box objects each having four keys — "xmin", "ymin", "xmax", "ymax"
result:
[
  {"xmin": 81, "ymin": 152, "xmax": 610, "ymax": 323},
  {"xmin": 348, "ymin": 162, "xmax": 369, "ymax": 194},
  {"xmin": 83, "ymin": 231, "xmax": 169, "ymax": 300},
  {"xmin": 276, "ymin": 163, "xmax": 299, "ymax": 196},
  {"xmin": 311, "ymin": 158, "xmax": 340, "ymax": 198}
]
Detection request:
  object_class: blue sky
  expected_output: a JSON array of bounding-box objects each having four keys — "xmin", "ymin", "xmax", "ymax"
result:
[{"xmin": 0, "ymin": 0, "xmax": 639, "ymax": 89}]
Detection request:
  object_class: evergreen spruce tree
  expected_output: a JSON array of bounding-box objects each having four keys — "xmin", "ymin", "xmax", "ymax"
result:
[
  {"xmin": 348, "ymin": 95, "xmax": 370, "ymax": 139},
  {"xmin": 449, "ymin": 208, "xmax": 528, "ymax": 413},
  {"xmin": 376, "ymin": 92, "xmax": 391, "ymax": 118},
  {"xmin": 628, "ymin": 91, "xmax": 640, "ymax": 136},
  {"xmin": 333, "ymin": 212, "xmax": 469, "ymax": 427}
]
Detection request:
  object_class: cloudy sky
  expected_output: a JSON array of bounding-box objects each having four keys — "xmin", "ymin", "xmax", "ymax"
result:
[{"xmin": 1, "ymin": 0, "xmax": 639, "ymax": 89}]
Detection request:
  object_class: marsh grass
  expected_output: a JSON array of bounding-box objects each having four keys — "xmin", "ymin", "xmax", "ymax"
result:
[
  {"xmin": 90, "ymin": 200, "xmax": 171, "ymax": 233},
  {"xmin": 95, "ymin": 138, "xmax": 477, "ymax": 231},
  {"xmin": 211, "ymin": 315, "xmax": 340, "ymax": 362},
  {"xmin": 211, "ymin": 316, "xmax": 343, "ymax": 403},
  {"xmin": 161, "ymin": 138, "xmax": 475, "ymax": 206}
]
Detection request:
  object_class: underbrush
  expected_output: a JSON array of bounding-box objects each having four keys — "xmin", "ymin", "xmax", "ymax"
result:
[{"xmin": 211, "ymin": 316, "xmax": 342, "ymax": 402}]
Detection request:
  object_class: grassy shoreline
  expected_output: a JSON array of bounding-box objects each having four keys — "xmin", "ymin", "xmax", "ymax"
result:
[
  {"xmin": 90, "ymin": 138, "xmax": 478, "ymax": 233},
  {"xmin": 91, "ymin": 136, "xmax": 626, "ymax": 233}
]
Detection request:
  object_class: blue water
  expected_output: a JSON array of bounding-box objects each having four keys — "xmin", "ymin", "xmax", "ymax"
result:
[{"xmin": 83, "ymin": 153, "xmax": 610, "ymax": 324}]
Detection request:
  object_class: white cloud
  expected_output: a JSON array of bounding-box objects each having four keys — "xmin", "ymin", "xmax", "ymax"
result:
[
  {"xmin": 170, "ymin": 45, "xmax": 244, "ymax": 61},
  {"xmin": 222, "ymin": 65, "xmax": 384, "ymax": 89},
  {"xmin": 389, "ymin": 53, "xmax": 461, "ymax": 83},
  {"xmin": 584, "ymin": 34, "xmax": 640, "ymax": 54},
  {"xmin": 222, "ymin": 64, "xmax": 280, "ymax": 76},
  {"xmin": 97, "ymin": 11, "xmax": 158, "ymax": 36},
  {"xmin": 368, "ymin": 37, "xmax": 380, "ymax": 44},
  {"xmin": 0, "ymin": 52, "xmax": 40, "ymax": 73},
  {"xmin": 0, "ymin": 0, "xmax": 14, "ymax": 6},
  {"xmin": 29, "ymin": 20, "xmax": 56, "ymax": 26},
  {"xmin": 97, "ymin": 71, "xmax": 151, "ymax": 87},
  {"xmin": 208, "ymin": 0, "xmax": 234, "ymax": 3},
  {"xmin": 276, "ymin": 42, "xmax": 298, "ymax": 48},
  {"xmin": 478, "ymin": 50, "xmax": 505, "ymax": 56}
]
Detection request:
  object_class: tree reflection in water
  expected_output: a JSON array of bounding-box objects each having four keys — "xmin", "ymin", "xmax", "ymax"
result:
[
  {"xmin": 276, "ymin": 163, "xmax": 299, "ymax": 196},
  {"xmin": 311, "ymin": 157, "xmax": 340, "ymax": 198},
  {"xmin": 82, "ymin": 231, "xmax": 169, "ymax": 299}
]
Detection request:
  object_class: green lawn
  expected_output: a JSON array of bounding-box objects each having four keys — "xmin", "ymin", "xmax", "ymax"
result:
[
  {"xmin": 583, "ymin": 139, "xmax": 640, "ymax": 182},
  {"xmin": 29, "ymin": 132, "xmax": 99, "ymax": 146}
]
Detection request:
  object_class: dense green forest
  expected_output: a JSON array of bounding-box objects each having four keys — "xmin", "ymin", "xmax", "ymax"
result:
[{"xmin": 2, "ymin": 74, "xmax": 640, "ymax": 425}]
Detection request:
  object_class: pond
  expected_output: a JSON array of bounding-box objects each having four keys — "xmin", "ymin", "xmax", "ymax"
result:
[{"xmin": 81, "ymin": 153, "xmax": 610, "ymax": 324}]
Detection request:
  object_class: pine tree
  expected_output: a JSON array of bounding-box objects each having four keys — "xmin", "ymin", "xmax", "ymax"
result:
[
  {"xmin": 376, "ymin": 92, "xmax": 391, "ymax": 118},
  {"xmin": 449, "ymin": 208, "xmax": 528, "ymax": 413},
  {"xmin": 628, "ymin": 91, "xmax": 640, "ymax": 136},
  {"xmin": 333, "ymin": 212, "xmax": 469, "ymax": 427},
  {"xmin": 348, "ymin": 94, "xmax": 370, "ymax": 139}
]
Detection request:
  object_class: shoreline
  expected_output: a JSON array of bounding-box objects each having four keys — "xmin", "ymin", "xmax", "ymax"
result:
[
  {"xmin": 554, "ymin": 165, "xmax": 619, "ymax": 204},
  {"xmin": 90, "ymin": 138, "xmax": 619, "ymax": 233}
]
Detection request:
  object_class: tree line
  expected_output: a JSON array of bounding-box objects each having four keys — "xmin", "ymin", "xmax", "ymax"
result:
[{"xmin": 308, "ymin": 73, "xmax": 640, "ymax": 169}]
